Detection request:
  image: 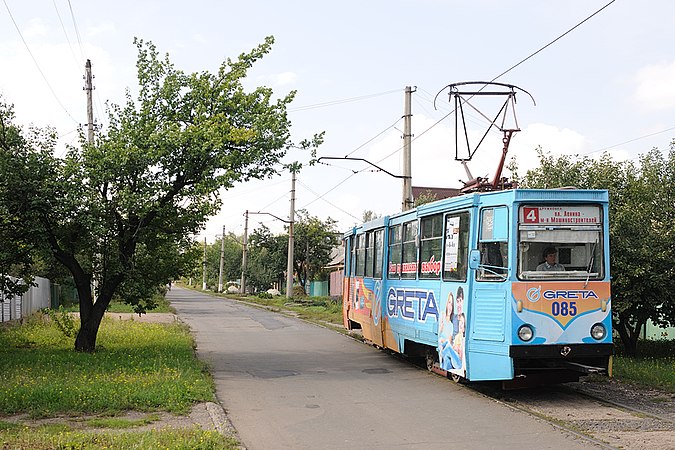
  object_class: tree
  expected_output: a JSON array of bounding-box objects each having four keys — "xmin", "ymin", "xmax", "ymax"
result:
[
  {"xmin": 0, "ymin": 101, "xmax": 51, "ymax": 299},
  {"xmin": 246, "ymin": 224, "xmax": 287, "ymax": 292},
  {"xmin": 0, "ymin": 36, "xmax": 320, "ymax": 352},
  {"xmin": 292, "ymin": 210, "xmax": 340, "ymax": 293},
  {"xmin": 414, "ymin": 190, "xmax": 438, "ymax": 207},
  {"xmin": 203, "ymin": 233, "xmax": 243, "ymax": 290},
  {"xmin": 519, "ymin": 146, "xmax": 675, "ymax": 355}
]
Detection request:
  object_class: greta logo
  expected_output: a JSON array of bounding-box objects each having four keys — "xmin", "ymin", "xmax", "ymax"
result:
[{"xmin": 542, "ymin": 290, "xmax": 599, "ymax": 300}]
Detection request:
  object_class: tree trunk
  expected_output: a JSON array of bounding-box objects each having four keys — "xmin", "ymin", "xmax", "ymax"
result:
[
  {"xmin": 614, "ymin": 313, "xmax": 645, "ymax": 357},
  {"xmin": 74, "ymin": 310, "xmax": 104, "ymax": 352},
  {"xmin": 72, "ymin": 272, "xmax": 111, "ymax": 353}
]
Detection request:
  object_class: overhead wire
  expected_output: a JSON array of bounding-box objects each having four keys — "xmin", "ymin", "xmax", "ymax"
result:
[
  {"xmin": 289, "ymin": 89, "xmax": 401, "ymax": 112},
  {"xmin": 303, "ymin": 0, "xmax": 620, "ymax": 214},
  {"xmin": 297, "ymin": 180, "xmax": 361, "ymax": 221},
  {"xmin": 373, "ymin": 0, "xmax": 619, "ymax": 167},
  {"xmin": 2, "ymin": 0, "xmax": 79, "ymax": 124}
]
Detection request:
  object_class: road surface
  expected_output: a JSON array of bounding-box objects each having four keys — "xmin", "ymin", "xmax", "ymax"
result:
[{"xmin": 168, "ymin": 287, "xmax": 595, "ymax": 449}]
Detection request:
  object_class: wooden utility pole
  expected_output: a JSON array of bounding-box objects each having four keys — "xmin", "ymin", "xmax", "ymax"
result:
[
  {"xmin": 402, "ymin": 86, "xmax": 414, "ymax": 211},
  {"xmin": 84, "ymin": 59, "xmax": 94, "ymax": 144}
]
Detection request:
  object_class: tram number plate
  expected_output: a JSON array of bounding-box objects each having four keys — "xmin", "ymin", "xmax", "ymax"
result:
[{"xmin": 551, "ymin": 301, "xmax": 577, "ymax": 316}]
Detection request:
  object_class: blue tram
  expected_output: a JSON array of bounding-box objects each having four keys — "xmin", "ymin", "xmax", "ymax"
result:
[{"xmin": 342, "ymin": 189, "xmax": 612, "ymax": 386}]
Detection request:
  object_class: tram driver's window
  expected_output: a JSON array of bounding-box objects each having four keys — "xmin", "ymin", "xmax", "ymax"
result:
[{"xmin": 477, "ymin": 207, "xmax": 508, "ymax": 281}]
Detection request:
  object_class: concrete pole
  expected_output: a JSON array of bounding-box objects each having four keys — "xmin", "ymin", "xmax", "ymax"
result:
[
  {"xmin": 218, "ymin": 225, "xmax": 225, "ymax": 293},
  {"xmin": 85, "ymin": 59, "xmax": 94, "ymax": 145},
  {"xmin": 240, "ymin": 211, "xmax": 249, "ymax": 294},
  {"xmin": 202, "ymin": 237, "xmax": 207, "ymax": 290},
  {"xmin": 402, "ymin": 86, "xmax": 414, "ymax": 211},
  {"xmin": 285, "ymin": 171, "xmax": 296, "ymax": 299}
]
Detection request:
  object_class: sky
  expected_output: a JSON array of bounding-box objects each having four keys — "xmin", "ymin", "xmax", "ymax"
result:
[{"xmin": 1, "ymin": 0, "xmax": 674, "ymax": 242}]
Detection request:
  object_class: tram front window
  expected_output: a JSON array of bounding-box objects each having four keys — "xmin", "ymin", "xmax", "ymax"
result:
[{"xmin": 517, "ymin": 205, "xmax": 604, "ymax": 281}]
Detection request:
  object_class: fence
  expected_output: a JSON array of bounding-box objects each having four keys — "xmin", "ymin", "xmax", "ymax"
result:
[{"xmin": 0, "ymin": 276, "xmax": 52, "ymax": 323}]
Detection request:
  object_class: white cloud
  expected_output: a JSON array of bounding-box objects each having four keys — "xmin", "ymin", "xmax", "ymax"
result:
[{"xmin": 632, "ymin": 60, "xmax": 675, "ymax": 111}]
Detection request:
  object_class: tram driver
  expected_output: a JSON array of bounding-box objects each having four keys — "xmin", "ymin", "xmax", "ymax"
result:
[{"xmin": 536, "ymin": 246, "xmax": 565, "ymax": 271}]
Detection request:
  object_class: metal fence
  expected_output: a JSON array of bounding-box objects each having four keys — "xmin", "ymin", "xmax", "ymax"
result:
[{"xmin": 0, "ymin": 276, "xmax": 52, "ymax": 323}]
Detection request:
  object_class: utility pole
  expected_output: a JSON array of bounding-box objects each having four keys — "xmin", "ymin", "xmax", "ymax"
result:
[
  {"xmin": 286, "ymin": 171, "xmax": 296, "ymax": 299},
  {"xmin": 240, "ymin": 211, "xmax": 249, "ymax": 294},
  {"xmin": 402, "ymin": 86, "xmax": 415, "ymax": 211},
  {"xmin": 84, "ymin": 59, "xmax": 95, "ymax": 144},
  {"xmin": 218, "ymin": 225, "xmax": 225, "ymax": 293},
  {"xmin": 202, "ymin": 237, "xmax": 207, "ymax": 290}
]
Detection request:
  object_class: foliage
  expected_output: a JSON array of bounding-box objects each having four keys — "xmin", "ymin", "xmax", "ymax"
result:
[
  {"xmin": 246, "ymin": 224, "xmax": 288, "ymax": 292},
  {"xmin": 46, "ymin": 306, "xmax": 79, "ymax": 338},
  {"xmin": 414, "ymin": 190, "xmax": 438, "ymax": 207},
  {"xmin": 518, "ymin": 145, "xmax": 675, "ymax": 355},
  {"xmin": 202, "ymin": 233, "xmax": 243, "ymax": 291},
  {"xmin": 291, "ymin": 209, "xmax": 340, "ymax": 291},
  {"xmin": 0, "ymin": 101, "xmax": 49, "ymax": 299},
  {"xmin": 0, "ymin": 316, "xmax": 213, "ymax": 417},
  {"xmin": 0, "ymin": 36, "xmax": 321, "ymax": 352},
  {"xmin": 361, "ymin": 210, "xmax": 381, "ymax": 222}
]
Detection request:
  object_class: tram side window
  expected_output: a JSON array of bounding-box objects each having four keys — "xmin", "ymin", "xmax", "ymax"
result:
[
  {"xmin": 477, "ymin": 207, "xmax": 508, "ymax": 281},
  {"xmin": 373, "ymin": 229, "xmax": 384, "ymax": 279},
  {"xmin": 355, "ymin": 233, "xmax": 366, "ymax": 277},
  {"xmin": 420, "ymin": 214, "xmax": 442, "ymax": 279},
  {"xmin": 365, "ymin": 232, "xmax": 375, "ymax": 277},
  {"xmin": 443, "ymin": 212, "xmax": 469, "ymax": 281},
  {"xmin": 388, "ymin": 224, "xmax": 402, "ymax": 279},
  {"xmin": 401, "ymin": 220, "xmax": 418, "ymax": 280}
]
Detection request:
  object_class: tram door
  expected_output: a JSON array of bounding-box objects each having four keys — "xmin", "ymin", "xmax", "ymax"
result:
[{"xmin": 468, "ymin": 206, "xmax": 512, "ymax": 381}]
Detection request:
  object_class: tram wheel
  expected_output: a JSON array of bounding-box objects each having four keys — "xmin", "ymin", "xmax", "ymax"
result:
[{"xmin": 425, "ymin": 351, "xmax": 437, "ymax": 372}]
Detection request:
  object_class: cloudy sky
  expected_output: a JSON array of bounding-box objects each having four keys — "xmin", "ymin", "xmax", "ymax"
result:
[{"xmin": 1, "ymin": 0, "xmax": 674, "ymax": 240}]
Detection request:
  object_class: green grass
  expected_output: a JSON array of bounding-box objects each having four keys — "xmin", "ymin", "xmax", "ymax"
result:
[
  {"xmin": 0, "ymin": 314, "xmax": 236, "ymax": 448},
  {"xmin": 60, "ymin": 293, "xmax": 175, "ymax": 314},
  {"xmin": 225, "ymin": 293, "xmax": 344, "ymax": 326},
  {"xmin": 0, "ymin": 424, "xmax": 237, "ymax": 449},
  {"xmin": 612, "ymin": 339, "xmax": 675, "ymax": 393}
]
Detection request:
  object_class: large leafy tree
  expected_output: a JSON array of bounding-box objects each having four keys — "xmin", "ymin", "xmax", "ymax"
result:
[
  {"xmin": 246, "ymin": 224, "xmax": 288, "ymax": 292},
  {"xmin": 0, "ymin": 103, "xmax": 54, "ymax": 299},
  {"xmin": 292, "ymin": 210, "xmax": 340, "ymax": 292},
  {"xmin": 517, "ymin": 146, "xmax": 675, "ymax": 355},
  {"xmin": 0, "ymin": 36, "xmax": 320, "ymax": 352}
]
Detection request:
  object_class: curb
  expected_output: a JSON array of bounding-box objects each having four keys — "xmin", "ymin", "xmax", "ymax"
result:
[{"xmin": 205, "ymin": 401, "xmax": 246, "ymax": 448}]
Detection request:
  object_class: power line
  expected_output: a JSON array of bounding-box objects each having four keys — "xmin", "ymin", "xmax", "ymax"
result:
[
  {"xmin": 297, "ymin": 179, "xmax": 361, "ymax": 221},
  {"xmin": 66, "ymin": 0, "xmax": 86, "ymax": 64},
  {"xmin": 3, "ymin": 0, "xmax": 79, "ymax": 124},
  {"xmin": 289, "ymin": 89, "xmax": 401, "ymax": 112},
  {"xmin": 375, "ymin": 1, "xmax": 619, "ymax": 166},
  {"xmin": 581, "ymin": 126, "xmax": 675, "ymax": 157}
]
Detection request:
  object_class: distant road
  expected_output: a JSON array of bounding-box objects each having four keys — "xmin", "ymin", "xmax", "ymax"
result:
[{"xmin": 168, "ymin": 286, "xmax": 592, "ymax": 450}]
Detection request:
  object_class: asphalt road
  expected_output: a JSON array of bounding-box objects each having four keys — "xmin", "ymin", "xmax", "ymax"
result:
[{"xmin": 168, "ymin": 287, "xmax": 595, "ymax": 450}]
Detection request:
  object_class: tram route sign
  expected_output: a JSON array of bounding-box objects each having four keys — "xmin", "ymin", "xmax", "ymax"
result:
[{"xmin": 521, "ymin": 205, "xmax": 601, "ymax": 225}]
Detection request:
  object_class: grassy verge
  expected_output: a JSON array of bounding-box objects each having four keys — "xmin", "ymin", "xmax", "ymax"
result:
[
  {"xmin": 0, "ymin": 314, "xmax": 237, "ymax": 449},
  {"xmin": 220, "ymin": 292, "xmax": 343, "ymax": 327},
  {"xmin": 612, "ymin": 339, "xmax": 675, "ymax": 393},
  {"xmin": 59, "ymin": 292, "xmax": 175, "ymax": 314}
]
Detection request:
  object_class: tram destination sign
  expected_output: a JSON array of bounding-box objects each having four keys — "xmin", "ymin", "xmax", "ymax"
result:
[{"xmin": 521, "ymin": 205, "xmax": 601, "ymax": 225}]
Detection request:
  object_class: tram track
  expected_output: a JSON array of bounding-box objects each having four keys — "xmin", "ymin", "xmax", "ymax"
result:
[{"xmin": 467, "ymin": 379, "xmax": 675, "ymax": 450}]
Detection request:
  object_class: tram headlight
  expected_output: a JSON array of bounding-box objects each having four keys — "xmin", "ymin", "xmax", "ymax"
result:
[
  {"xmin": 591, "ymin": 323, "xmax": 606, "ymax": 340},
  {"xmin": 518, "ymin": 325, "xmax": 534, "ymax": 342}
]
